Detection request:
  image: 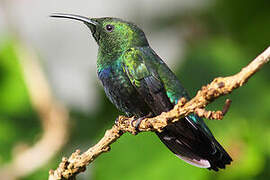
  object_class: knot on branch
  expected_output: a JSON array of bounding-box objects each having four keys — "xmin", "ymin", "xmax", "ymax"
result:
[{"xmin": 195, "ymin": 99, "xmax": 232, "ymax": 120}]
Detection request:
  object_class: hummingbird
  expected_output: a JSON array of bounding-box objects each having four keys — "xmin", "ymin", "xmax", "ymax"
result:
[{"xmin": 51, "ymin": 13, "xmax": 232, "ymax": 171}]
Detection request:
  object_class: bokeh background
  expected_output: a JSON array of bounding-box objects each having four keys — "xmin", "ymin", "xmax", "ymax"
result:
[{"xmin": 0, "ymin": 0, "xmax": 269, "ymax": 179}]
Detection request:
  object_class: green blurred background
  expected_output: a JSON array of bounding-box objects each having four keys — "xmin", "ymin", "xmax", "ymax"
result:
[{"xmin": 0, "ymin": 0, "xmax": 269, "ymax": 179}]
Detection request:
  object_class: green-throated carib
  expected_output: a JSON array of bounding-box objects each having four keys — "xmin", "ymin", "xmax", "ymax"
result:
[{"xmin": 51, "ymin": 13, "xmax": 232, "ymax": 171}]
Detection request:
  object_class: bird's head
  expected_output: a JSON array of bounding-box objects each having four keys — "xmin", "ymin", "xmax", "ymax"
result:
[{"xmin": 51, "ymin": 13, "xmax": 149, "ymax": 54}]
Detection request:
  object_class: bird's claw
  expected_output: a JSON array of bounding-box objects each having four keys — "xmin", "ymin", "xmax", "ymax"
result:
[
  {"xmin": 130, "ymin": 113, "xmax": 153, "ymax": 134},
  {"xmin": 114, "ymin": 117, "xmax": 119, "ymax": 125},
  {"xmin": 130, "ymin": 117, "xmax": 144, "ymax": 133}
]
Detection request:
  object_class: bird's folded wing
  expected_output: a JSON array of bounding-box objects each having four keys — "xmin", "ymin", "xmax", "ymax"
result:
[{"xmin": 122, "ymin": 47, "xmax": 173, "ymax": 114}]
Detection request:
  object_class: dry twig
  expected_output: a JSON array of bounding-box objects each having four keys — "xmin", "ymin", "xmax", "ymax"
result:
[{"xmin": 49, "ymin": 47, "xmax": 270, "ymax": 180}]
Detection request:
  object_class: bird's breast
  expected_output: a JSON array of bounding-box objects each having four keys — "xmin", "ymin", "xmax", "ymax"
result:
[
  {"xmin": 98, "ymin": 64, "xmax": 150, "ymax": 117},
  {"xmin": 98, "ymin": 65, "xmax": 132, "ymax": 93}
]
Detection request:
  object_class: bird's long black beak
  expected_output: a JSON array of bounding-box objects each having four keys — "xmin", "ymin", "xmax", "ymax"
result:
[
  {"xmin": 50, "ymin": 13, "xmax": 100, "ymax": 43},
  {"xmin": 50, "ymin": 13, "xmax": 98, "ymax": 26}
]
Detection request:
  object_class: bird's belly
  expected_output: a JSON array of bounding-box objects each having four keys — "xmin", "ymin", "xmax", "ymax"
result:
[{"xmin": 98, "ymin": 67, "xmax": 150, "ymax": 117}]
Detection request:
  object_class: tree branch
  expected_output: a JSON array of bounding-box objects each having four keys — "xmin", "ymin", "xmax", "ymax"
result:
[{"xmin": 49, "ymin": 47, "xmax": 270, "ymax": 180}]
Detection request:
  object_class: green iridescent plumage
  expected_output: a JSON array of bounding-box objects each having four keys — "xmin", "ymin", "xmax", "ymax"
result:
[{"xmin": 51, "ymin": 13, "xmax": 232, "ymax": 171}]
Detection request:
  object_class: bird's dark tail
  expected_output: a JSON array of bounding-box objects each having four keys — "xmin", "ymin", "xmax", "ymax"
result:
[
  {"xmin": 207, "ymin": 138, "xmax": 232, "ymax": 171},
  {"xmin": 156, "ymin": 116, "xmax": 232, "ymax": 171}
]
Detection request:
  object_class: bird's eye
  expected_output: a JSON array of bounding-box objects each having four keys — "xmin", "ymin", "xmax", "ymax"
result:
[{"xmin": 105, "ymin": 24, "xmax": 114, "ymax": 32}]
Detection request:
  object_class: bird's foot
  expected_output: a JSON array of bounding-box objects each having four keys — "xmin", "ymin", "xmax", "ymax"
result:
[
  {"xmin": 130, "ymin": 113, "xmax": 153, "ymax": 134},
  {"xmin": 130, "ymin": 117, "xmax": 144, "ymax": 133},
  {"xmin": 114, "ymin": 117, "xmax": 119, "ymax": 125}
]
